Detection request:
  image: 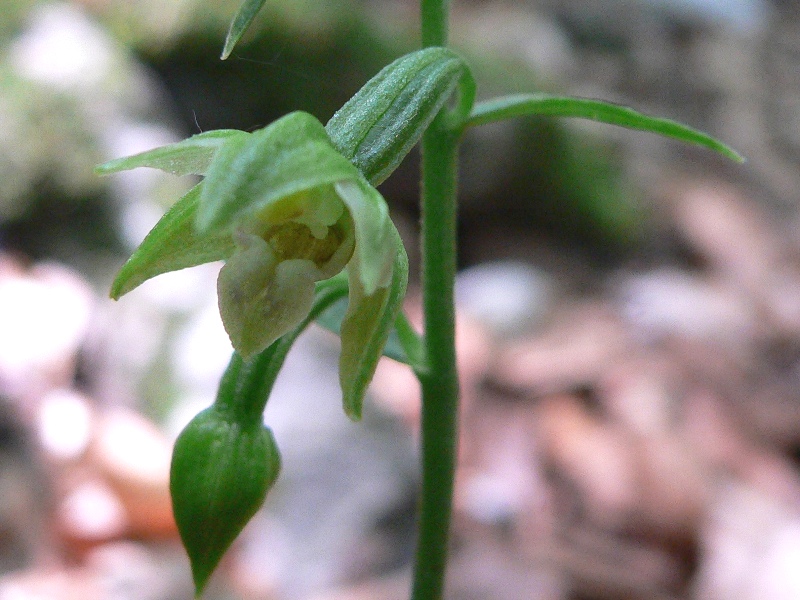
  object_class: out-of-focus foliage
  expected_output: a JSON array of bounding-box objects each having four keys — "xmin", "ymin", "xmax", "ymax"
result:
[
  {"xmin": 0, "ymin": 0, "xmax": 37, "ymax": 41},
  {"xmin": 0, "ymin": 69, "xmax": 102, "ymax": 220},
  {"xmin": 0, "ymin": 2, "xmax": 191, "ymax": 264}
]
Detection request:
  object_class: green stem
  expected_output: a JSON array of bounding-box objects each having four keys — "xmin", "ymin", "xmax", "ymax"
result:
[
  {"xmin": 412, "ymin": 1, "xmax": 459, "ymax": 598},
  {"xmin": 421, "ymin": 0, "xmax": 449, "ymax": 47}
]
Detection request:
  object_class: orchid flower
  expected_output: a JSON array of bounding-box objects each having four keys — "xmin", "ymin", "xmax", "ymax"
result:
[
  {"xmin": 197, "ymin": 114, "xmax": 398, "ymax": 359},
  {"xmin": 98, "ymin": 111, "xmax": 407, "ymax": 418}
]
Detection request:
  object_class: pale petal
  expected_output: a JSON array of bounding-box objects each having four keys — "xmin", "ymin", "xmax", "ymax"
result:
[{"xmin": 217, "ymin": 233, "xmax": 318, "ymax": 358}]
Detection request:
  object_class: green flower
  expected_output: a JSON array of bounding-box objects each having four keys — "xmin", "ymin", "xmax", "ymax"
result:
[
  {"xmin": 97, "ymin": 111, "xmax": 406, "ymax": 416},
  {"xmin": 214, "ymin": 177, "xmax": 395, "ymax": 357},
  {"xmin": 99, "ymin": 112, "xmax": 401, "ymax": 358},
  {"xmin": 216, "ymin": 193, "xmax": 351, "ymax": 357}
]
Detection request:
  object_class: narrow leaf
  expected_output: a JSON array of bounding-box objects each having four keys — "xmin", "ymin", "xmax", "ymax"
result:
[
  {"xmin": 222, "ymin": 0, "xmax": 269, "ymax": 59},
  {"xmin": 96, "ymin": 130, "xmax": 248, "ymax": 177},
  {"xmin": 110, "ymin": 183, "xmax": 235, "ymax": 299},
  {"xmin": 467, "ymin": 94, "xmax": 744, "ymax": 162},
  {"xmin": 326, "ymin": 47, "xmax": 470, "ymax": 185}
]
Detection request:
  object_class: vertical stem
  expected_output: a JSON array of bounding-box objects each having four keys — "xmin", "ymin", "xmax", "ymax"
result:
[
  {"xmin": 412, "ymin": 0, "xmax": 459, "ymax": 595},
  {"xmin": 420, "ymin": 0, "xmax": 449, "ymax": 47},
  {"xmin": 412, "ymin": 119, "xmax": 460, "ymax": 600}
]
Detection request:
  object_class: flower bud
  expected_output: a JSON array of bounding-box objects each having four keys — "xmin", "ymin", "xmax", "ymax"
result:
[{"xmin": 170, "ymin": 406, "xmax": 281, "ymax": 595}]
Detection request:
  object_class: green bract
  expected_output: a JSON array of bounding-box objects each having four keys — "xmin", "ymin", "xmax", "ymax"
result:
[{"xmin": 326, "ymin": 47, "xmax": 469, "ymax": 185}]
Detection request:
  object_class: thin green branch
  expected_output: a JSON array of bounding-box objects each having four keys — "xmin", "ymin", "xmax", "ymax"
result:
[{"xmin": 467, "ymin": 93, "xmax": 744, "ymax": 162}]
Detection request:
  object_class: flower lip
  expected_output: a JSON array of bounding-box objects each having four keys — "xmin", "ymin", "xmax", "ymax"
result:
[
  {"xmin": 265, "ymin": 218, "xmax": 352, "ymax": 273},
  {"xmin": 243, "ymin": 184, "xmax": 356, "ymax": 280},
  {"xmin": 217, "ymin": 181, "xmax": 361, "ymax": 358}
]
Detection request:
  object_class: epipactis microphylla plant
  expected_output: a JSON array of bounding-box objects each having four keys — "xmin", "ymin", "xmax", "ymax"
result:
[{"xmin": 97, "ymin": 1, "xmax": 743, "ymax": 597}]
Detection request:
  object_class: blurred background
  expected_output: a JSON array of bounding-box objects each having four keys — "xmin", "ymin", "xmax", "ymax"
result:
[{"xmin": 1, "ymin": 0, "xmax": 800, "ymax": 598}]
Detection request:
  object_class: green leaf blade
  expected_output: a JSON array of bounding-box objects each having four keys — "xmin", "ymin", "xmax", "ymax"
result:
[{"xmin": 467, "ymin": 94, "xmax": 744, "ymax": 163}]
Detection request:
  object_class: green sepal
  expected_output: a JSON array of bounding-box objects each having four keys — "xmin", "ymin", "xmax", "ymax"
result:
[
  {"xmin": 326, "ymin": 47, "xmax": 471, "ymax": 186},
  {"xmin": 197, "ymin": 112, "xmax": 361, "ymax": 233},
  {"xmin": 221, "ymin": 0, "xmax": 269, "ymax": 60},
  {"xmin": 170, "ymin": 406, "xmax": 281, "ymax": 596},
  {"xmin": 466, "ymin": 94, "xmax": 744, "ymax": 162},
  {"xmin": 96, "ymin": 130, "xmax": 249, "ymax": 177},
  {"xmin": 339, "ymin": 228, "xmax": 409, "ymax": 420},
  {"xmin": 110, "ymin": 183, "xmax": 236, "ymax": 299},
  {"xmin": 316, "ymin": 298, "xmax": 409, "ymax": 365}
]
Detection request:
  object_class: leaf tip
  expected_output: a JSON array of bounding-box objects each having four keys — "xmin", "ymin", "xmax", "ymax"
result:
[
  {"xmin": 707, "ymin": 140, "xmax": 745, "ymax": 164},
  {"xmin": 109, "ymin": 270, "xmax": 132, "ymax": 300},
  {"xmin": 728, "ymin": 148, "xmax": 747, "ymax": 164},
  {"xmin": 220, "ymin": 37, "xmax": 235, "ymax": 60},
  {"xmin": 191, "ymin": 562, "xmax": 214, "ymax": 598},
  {"xmin": 344, "ymin": 401, "xmax": 363, "ymax": 422},
  {"xmin": 94, "ymin": 160, "xmax": 118, "ymax": 176}
]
